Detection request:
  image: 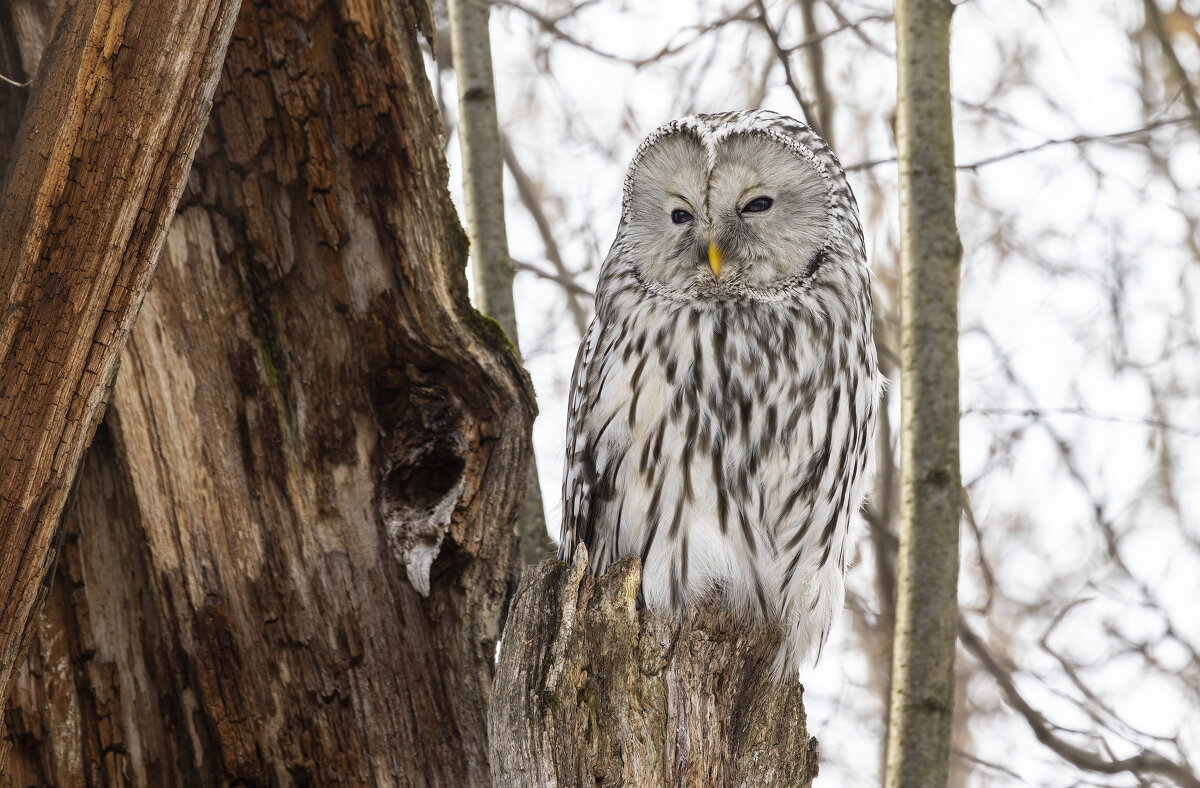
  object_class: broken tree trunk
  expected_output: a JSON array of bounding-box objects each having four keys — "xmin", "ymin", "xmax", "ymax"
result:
[
  {"xmin": 489, "ymin": 553, "xmax": 821, "ymax": 787},
  {"xmin": 2, "ymin": 0, "xmax": 533, "ymax": 783},
  {"xmin": 0, "ymin": 0, "xmax": 240, "ymax": 740}
]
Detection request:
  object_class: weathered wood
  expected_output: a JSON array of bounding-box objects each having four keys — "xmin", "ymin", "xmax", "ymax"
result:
[
  {"xmin": 4, "ymin": 426, "xmax": 189, "ymax": 786},
  {"xmin": 490, "ymin": 553, "xmax": 820, "ymax": 788},
  {"xmin": 885, "ymin": 0, "xmax": 964, "ymax": 785},
  {"xmin": 0, "ymin": 0, "xmax": 63, "ymax": 180},
  {"xmin": 3, "ymin": 0, "xmax": 533, "ymax": 783},
  {"xmin": 0, "ymin": 0, "xmax": 241, "ymax": 743}
]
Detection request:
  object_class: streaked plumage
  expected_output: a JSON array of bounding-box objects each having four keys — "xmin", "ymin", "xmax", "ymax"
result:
[{"xmin": 560, "ymin": 110, "xmax": 879, "ymax": 677}]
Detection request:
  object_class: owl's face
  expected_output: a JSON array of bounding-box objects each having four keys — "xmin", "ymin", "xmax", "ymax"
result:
[{"xmin": 619, "ymin": 116, "xmax": 841, "ymax": 300}]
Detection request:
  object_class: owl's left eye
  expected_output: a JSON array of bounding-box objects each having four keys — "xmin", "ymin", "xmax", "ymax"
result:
[
  {"xmin": 671, "ymin": 209, "xmax": 694, "ymax": 224},
  {"xmin": 742, "ymin": 196, "xmax": 774, "ymax": 213}
]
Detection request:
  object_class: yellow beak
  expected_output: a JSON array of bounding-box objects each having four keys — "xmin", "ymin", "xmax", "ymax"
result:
[{"xmin": 708, "ymin": 243, "xmax": 723, "ymax": 277}]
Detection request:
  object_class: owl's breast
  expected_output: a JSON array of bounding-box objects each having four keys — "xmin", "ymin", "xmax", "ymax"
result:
[{"xmin": 575, "ymin": 293, "xmax": 875, "ymax": 614}]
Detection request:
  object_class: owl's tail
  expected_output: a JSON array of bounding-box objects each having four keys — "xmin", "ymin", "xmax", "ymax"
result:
[{"xmin": 771, "ymin": 556, "xmax": 845, "ymax": 681}]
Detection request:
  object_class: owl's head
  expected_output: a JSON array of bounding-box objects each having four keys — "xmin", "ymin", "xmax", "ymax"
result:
[{"xmin": 615, "ymin": 110, "xmax": 865, "ymax": 301}]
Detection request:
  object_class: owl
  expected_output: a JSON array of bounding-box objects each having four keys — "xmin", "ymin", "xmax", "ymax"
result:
[{"xmin": 559, "ymin": 110, "xmax": 879, "ymax": 677}]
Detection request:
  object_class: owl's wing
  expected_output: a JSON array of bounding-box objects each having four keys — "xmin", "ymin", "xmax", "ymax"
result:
[{"xmin": 559, "ymin": 314, "xmax": 611, "ymax": 564}]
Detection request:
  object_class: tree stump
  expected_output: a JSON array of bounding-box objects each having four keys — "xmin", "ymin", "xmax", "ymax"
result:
[{"xmin": 490, "ymin": 552, "xmax": 820, "ymax": 787}]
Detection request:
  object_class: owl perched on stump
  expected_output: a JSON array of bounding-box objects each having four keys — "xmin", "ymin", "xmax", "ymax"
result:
[{"xmin": 559, "ymin": 110, "xmax": 880, "ymax": 677}]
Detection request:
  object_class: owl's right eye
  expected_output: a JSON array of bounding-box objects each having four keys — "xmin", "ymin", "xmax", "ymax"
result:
[{"xmin": 671, "ymin": 209, "xmax": 694, "ymax": 224}]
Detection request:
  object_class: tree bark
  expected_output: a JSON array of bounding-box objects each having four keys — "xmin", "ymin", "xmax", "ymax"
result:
[
  {"xmin": 884, "ymin": 0, "xmax": 963, "ymax": 786},
  {"xmin": 489, "ymin": 553, "xmax": 820, "ymax": 787},
  {"xmin": 0, "ymin": 0, "xmax": 240, "ymax": 744},
  {"xmin": 3, "ymin": 0, "xmax": 533, "ymax": 783}
]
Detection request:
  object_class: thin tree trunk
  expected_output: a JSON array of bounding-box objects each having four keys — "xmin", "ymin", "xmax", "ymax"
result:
[
  {"xmin": 489, "ymin": 553, "xmax": 820, "ymax": 787},
  {"xmin": 447, "ymin": 0, "xmax": 552, "ymax": 565},
  {"xmin": 884, "ymin": 0, "xmax": 963, "ymax": 786},
  {"xmin": 448, "ymin": 0, "xmax": 518, "ymax": 340},
  {"xmin": 0, "ymin": 0, "xmax": 240, "ymax": 749},
  {"xmin": 2, "ymin": 0, "xmax": 533, "ymax": 783},
  {"xmin": 798, "ymin": 0, "xmax": 833, "ymax": 148}
]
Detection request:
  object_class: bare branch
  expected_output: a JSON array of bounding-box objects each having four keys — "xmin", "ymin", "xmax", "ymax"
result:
[
  {"xmin": 952, "ymin": 748, "xmax": 1026, "ymax": 783},
  {"xmin": 963, "ymin": 406, "xmax": 1200, "ymax": 438},
  {"xmin": 845, "ymin": 114, "xmax": 1199, "ymax": 172},
  {"xmin": 496, "ymin": 0, "xmax": 757, "ymax": 68},
  {"xmin": 817, "ymin": 1, "xmax": 893, "ymax": 56},
  {"xmin": 755, "ymin": 0, "xmax": 820, "ymax": 137},
  {"xmin": 0, "ymin": 71, "xmax": 29, "ymax": 87},
  {"xmin": 501, "ymin": 135, "xmax": 591, "ymax": 335},
  {"xmin": 957, "ymin": 114, "xmax": 1199, "ymax": 170},
  {"xmin": 958, "ymin": 618, "xmax": 1200, "ymax": 788},
  {"xmin": 512, "ymin": 258, "xmax": 595, "ymax": 299}
]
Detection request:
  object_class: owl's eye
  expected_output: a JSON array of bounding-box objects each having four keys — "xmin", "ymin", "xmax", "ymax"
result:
[
  {"xmin": 671, "ymin": 209, "xmax": 694, "ymax": 224},
  {"xmin": 742, "ymin": 196, "xmax": 774, "ymax": 213}
]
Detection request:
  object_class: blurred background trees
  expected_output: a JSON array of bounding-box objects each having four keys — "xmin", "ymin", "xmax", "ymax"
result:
[{"xmin": 430, "ymin": 0, "xmax": 1200, "ymax": 785}]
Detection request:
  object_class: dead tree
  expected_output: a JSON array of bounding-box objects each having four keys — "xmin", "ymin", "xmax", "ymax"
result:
[
  {"xmin": 489, "ymin": 553, "xmax": 820, "ymax": 787},
  {"xmin": 0, "ymin": 0, "xmax": 239, "ymax": 750},
  {"xmin": 1, "ymin": 0, "xmax": 822, "ymax": 784},
  {"xmin": 2, "ymin": 0, "xmax": 533, "ymax": 783}
]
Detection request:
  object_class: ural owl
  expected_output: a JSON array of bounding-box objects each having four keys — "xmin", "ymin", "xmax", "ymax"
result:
[{"xmin": 560, "ymin": 110, "xmax": 880, "ymax": 676}]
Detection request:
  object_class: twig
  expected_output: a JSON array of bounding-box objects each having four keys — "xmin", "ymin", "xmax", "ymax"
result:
[
  {"xmin": 512, "ymin": 258, "xmax": 594, "ymax": 299},
  {"xmin": 754, "ymin": 0, "xmax": 820, "ymax": 137},
  {"xmin": 496, "ymin": 0, "xmax": 757, "ymax": 69},
  {"xmin": 845, "ymin": 115, "xmax": 1198, "ymax": 172},
  {"xmin": 952, "ymin": 747, "xmax": 1026, "ymax": 782},
  {"xmin": 0, "ymin": 72, "xmax": 30, "ymax": 88},
  {"xmin": 818, "ymin": 1, "xmax": 892, "ymax": 57},
  {"xmin": 958, "ymin": 617, "xmax": 1200, "ymax": 788},
  {"xmin": 501, "ymin": 135, "xmax": 591, "ymax": 334},
  {"xmin": 960, "ymin": 491, "xmax": 995, "ymax": 614},
  {"xmin": 962, "ymin": 406, "xmax": 1200, "ymax": 438}
]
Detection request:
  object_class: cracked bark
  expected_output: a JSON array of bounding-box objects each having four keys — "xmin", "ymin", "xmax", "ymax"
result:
[
  {"xmin": 447, "ymin": 0, "xmax": 553, "ymax": 566},
  {"xmin": 2, "ymin": 0, "xmax": 532, "ymax": 784},
  {"xmin": 0, "ymin": 0, "xmax": 240, "ymax": 757},
  {"xmin": 489, "ymin": 554, "xmax": 820, "ymax": 787}
]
